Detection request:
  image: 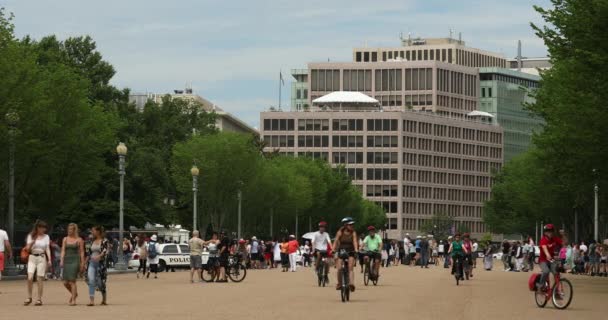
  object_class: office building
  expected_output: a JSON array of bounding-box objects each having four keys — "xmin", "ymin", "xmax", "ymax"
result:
[
  {"xmin": 290, "ymin": 69, "xmax": 309, "ymax": 111},
  {"xmin": 129, "ymin": 88, "xmax": 257, "ymax": 134},
  {"xmin": 261, "ymin": 92, "xmax": 503, "ymax": 239},
  {"xmin": 479, "ymin": 68, "xmax": 543, "ymax": 162}
]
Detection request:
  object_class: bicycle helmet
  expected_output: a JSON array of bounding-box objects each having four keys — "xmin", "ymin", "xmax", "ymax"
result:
[
  {"xmin": 367, "ymin": 226, "xmax": 376, "ymax": 231},
  {"xmin": 544, "ymin": 223, "xmax": 554, "ymax": 231},
  {"xmin": 318, "ymin": 221, "xmax": 328, "ymax": 227},
  {"xmin": 341, "ymin": 217, "xmax": 355, "ymax": 225}
]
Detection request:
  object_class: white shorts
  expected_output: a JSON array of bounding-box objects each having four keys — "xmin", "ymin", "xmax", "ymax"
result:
[{"xmin": 27, "ymin": 254, "xmax": 47, "ymax": 277}]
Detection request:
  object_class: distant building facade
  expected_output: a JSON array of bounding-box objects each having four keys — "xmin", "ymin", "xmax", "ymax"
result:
[
  {"xmin": 261, "ymin": 93, "xmax": 503, "ymax": 239},
  {"xmin": 479, "ymin": 68, "xmax": 543, "ymax": 162},
  {"xmin": 129, "ymin": 89, "xmax": 257, "ymax": 135}
]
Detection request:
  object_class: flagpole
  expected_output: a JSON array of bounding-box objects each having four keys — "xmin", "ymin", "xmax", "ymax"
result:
[{"xmin": 279, "ymin": 70, "xmax": 282, "ymax": 110}]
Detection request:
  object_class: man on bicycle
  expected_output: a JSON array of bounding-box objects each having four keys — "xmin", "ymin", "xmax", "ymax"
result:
[
  {"xmin": 312, "ymin": 221, "xmax": 333, "ymax": 281},
  {"xmin": 362, "ymin": 226, "xmax": 382, "ymax": 280},
  {"xmin": 537, "ymin": 224, "xmax": 563, "ymax": 290}
]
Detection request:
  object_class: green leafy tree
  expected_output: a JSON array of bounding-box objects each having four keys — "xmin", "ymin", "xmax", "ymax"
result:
[{"xmin": 419, "ymin": 213, "xmax": 454, "ymax": 240}]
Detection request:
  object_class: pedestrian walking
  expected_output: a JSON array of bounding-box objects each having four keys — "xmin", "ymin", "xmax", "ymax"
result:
[
  {"xmin": 287, "ymin": 235, "xmax": 299, "ymax": 272},
  {"xmin": 86, "ymin": 225, "xmax": 108, "ymax": 306},
  {"xmin": 122, "ymin": 237, "xmax": 132, "ymax": 268},
  {"xmin": 24, "ymin": 220, "xmax": 51, "ymax": 306},
  {"xmin": 146, "ymin": 235, "xmax": 160, "ymax": 279},
  {"xmin": 264, "ymin": 239, "xmax": 274, "ymax": 269},
  {"xmin": 188, "ymin": 230, "xmax": 205, "ymax": 283},
  {"xmin": 420, "ymin": 236, "xmax": 430, "ymax": 268},
  {"xmin": 0, "ymin": 226, "xmax": 11, "ymax": 281},
  {"xmin": 135, "ymin": 235, "xmax": 147, "ymax": 278},
  {"xmin": 50, "ymin": 238, "xmax": 61, "ymax": 280},
  {"xmin": 280, "ymin": 238, "xmax": 289, "ymax": 272},
  {"xmin": 60, "ymin": 223, "xmax": 85, "ymax": 305},
  {"xmin": 501, "ymin": 240, "xmax": 511, "ymax": 271},
  {"xmin": 250, "ymin": 236, "xmax": 260, "ymax": 269},
  {"xmin": 443, "ymin": 236, "xmax": 452, "ymax": 268},
  {"xmin": 273, "ymin": 239, "xmax": 281, "ymax": 269}
]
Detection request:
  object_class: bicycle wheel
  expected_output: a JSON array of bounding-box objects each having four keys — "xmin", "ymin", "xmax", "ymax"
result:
[
  {"xmin": 317, "ymin": 265, "xmax": 322, "ymax": 287},
  {"xmin": 534, "ymin": 281, "xmax": 549, "ymax": 308},
  {"xmin": 363, "ymin": 264, "xmax": 370, "ymax": 286},
  {"xmin": 201, "ymin": 268, "xmax": 215, "ymax": 282},
  {"xmin": 322, "ymin": 264, "xmax": 327, "ymax": 287},
  {"xmin": 227, "ymin": 263, "xmax": 247, "ymax": 282},
  {"xmin": 552, "ymin": 278, "xmax": 573, "ymax": 310}
]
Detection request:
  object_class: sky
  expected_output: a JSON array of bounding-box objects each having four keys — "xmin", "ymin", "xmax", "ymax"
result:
[{"xmin": 3, "ymin": 0, "xmax": 551, "ymax": 128}]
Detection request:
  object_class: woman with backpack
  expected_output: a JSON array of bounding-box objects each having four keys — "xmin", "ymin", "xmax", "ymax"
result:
[{"xmin": 146, "ymin": 235, "xmax": 160, "ymax": 279}]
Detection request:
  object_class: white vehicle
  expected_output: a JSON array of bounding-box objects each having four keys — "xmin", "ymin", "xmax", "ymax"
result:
[{"xmin": 128, "ymin": 243, "xmax": 209, "ymax": 271}]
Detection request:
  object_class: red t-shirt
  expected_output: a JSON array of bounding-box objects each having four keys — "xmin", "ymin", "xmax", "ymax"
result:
[
  {"xmin": 288, "ymin": 240, "xmax": 299, "ymax": 254},
  {"xmin": 539, "ymin": 236, "xmax": 562, "ymax": 263}
]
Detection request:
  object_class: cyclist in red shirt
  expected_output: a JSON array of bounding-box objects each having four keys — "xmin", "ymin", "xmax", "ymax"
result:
[{"xmin": 537, "ymin": 224, "xmax": 563, "ymax": 290}]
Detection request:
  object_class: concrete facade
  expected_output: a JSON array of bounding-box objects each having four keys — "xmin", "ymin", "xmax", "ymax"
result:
[{"xmin": 260, "ymin": 108, "xmax": 503, "ymax": 239}]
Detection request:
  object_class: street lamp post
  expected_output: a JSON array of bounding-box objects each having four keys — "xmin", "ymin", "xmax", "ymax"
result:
[
  {"xmin": 5, "ymin": 111, "xmax": 19, "ymax": 275},
  {"xmin": 115, "ymin": 142, "xmax": 128, "ymax": 271},
  {"xmin": 191, "ymin": 165, "xmax": 199, "ymax": 233},
  {"xmin": 5, "ymin": 112, "xmax": 18, "ymax": 248},
  {"xmin": 237, "ymin": 188, "xmax": 242, "ymax": 239},
  {"xmin": 593, "ymin": 169, "xmax": 599, "ymax": 241}
]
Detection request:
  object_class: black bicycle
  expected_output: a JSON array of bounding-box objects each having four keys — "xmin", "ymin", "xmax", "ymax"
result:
[
  {"xmin": 362, "ymin": 251, "xmax": 379, "ymax": 286},
  {"xmin": 316, "ymin": 251, "xmax": 329, "ymax": 287},
  {"xmin": 338, "ymin": 249, "xmax": 352, "ymax": 302},
  {"xmin": 202, "ymin": 254, "xmax": 246, "ymax": 282},
  {"xmin": 453, "ymin": 254, "xmax": 465, "ymax": 286}
]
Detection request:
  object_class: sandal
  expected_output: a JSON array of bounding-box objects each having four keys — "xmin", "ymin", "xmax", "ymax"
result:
[
  {"xmin": 23, "ymin": 298, "xmax": 32, "ymax": 306},
  {"xmin": 34, "ymin": 300, "xmax": 43, "ymax": 306}
]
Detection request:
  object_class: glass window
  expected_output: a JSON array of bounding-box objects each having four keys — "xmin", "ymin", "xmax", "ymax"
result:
[
  {"xmin": 343, "ymin": 70, "xmax": 350, "ymax": 91},
  {"xmin": 382, "ymin": 69, "xmax": 388, "ymax": 91},
  {"xmin": 163, "ymin": 245, "xmax": 178, "ymax": 254},
  {"xmin": 333, "ymin": 70, "xmax": 340, "ymax": 91},
  {"xmin": 358, "ymin": 70, "xmax": 365, "ymax": 91},
  {"xmin": 426, "ymin": 69, "xmax": 432, "ymax": 89},
  {"xmin": 264, "ymin": 119, "xmax": 271, "ymax": 131},
  {"xmin": 321, "ymin": 119, "xmax": 329, "ymax": 131},
  {"xmin": 271, "ymin": 119, "xmax": 278, "ymax": 130},
  {"xmin": 375, "ymin": 70, "xmax": 382, "ymax": 91},
  {"xmin": 367, "ymin": 119, "xmax": 374, "ymax": 131},
  {"xmin": 303, "ymin": 89, "xmax": 308, "ymax": 99},
  {"xmin": 412, "ymin": 69, "xmax": 419, "ymax": 90},
  {"xmin": 319, "ymin": 70, "xmax": 326, "ymax": 91},
  {"xmin": 180, "ymin": 245, "xmax": 190, "ymax": 254},
  {"xmin": 287, "ymin": 119, "xmax": 294, "ymax": 131},
  {"xmin": 365, "ymin": 70, "xmax": 372, "ymax": 91}
]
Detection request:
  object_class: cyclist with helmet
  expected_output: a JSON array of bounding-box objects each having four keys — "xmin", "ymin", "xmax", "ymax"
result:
[
  {"xmin": 312, "ymin": 221, "xmax": 333, "ymax": 281},
  {"xmin": 537, "ymin": 224, "xmax": 563, "ymax": 290},
  {"xmin": 362, "ymin": 226, "xmax": 383, "ymax": 280},
  {"xmin": 333, "ymin": 217, "xmax": 359, "ymax": 291}
]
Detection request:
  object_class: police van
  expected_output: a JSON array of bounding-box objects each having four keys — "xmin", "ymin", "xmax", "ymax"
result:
[{"xmin": 129, "ymin": 243, "xmax": 209, "ymax": 271}]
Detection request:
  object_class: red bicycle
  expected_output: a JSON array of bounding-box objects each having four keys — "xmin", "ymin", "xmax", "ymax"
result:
[{"xmin": 534, "ymin": 262, "xmax": 573, "ymax": 309}]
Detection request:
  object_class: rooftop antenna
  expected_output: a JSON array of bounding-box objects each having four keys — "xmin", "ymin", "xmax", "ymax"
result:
[
  {"xmin": 459, "ymin": 32, "xmax": 462, "ymax": 44},
  {"xmin": 408, "ymin": 32, "xmax": 412, "ymax": 46},
  {"xmin": 517, "ymin": 40, "xmax": 522, "ymax": 71}
]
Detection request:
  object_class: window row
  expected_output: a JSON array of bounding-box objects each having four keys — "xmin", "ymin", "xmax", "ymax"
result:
[
  {"xmin": 298, "ymin": 119, "xmax": 329, "ymax": 131},
  {"xmin": 343, "ymin": 70, "xmax": 372, "ymax": 92},
  {"xmin": 366, "ymin": 185, "xmax": 398, "ymax": 197},
  {"xmin": 263, "ymin": 119, "xmax": 295, "ymax": 131},
  {"xmin": 402, "ymin": 186, "xmax": 490, "ymax": 201},
  {"xmin": 367, "ymin": 152, "xmax": 398, "ymax": 164},
  {"xmin": 297, "ymin": 152, "xmax": 328, "ymax": 161},
  {"xmin": 298, "ymin": 135, "xmax": 329, "ymax": 148},
  {"xmin": 404, "ymin": 68, "xmax": 433, "ymax": 91},
  {"xmin": 367, "ymin": 136, "xmax": 398, "ymax": 148},
  {"xmin": 310, "ymin": 69, "xmax": 340, "ymax": 92},
  {"xmin": 367, "ymin": 168, "xmax": 399, "ymax": 181},
  {"xmin": 264, "ymin": 135, "xmax": 294, "ymax": 147},
  {"xmin": 332, "ymin": 119, "xmax": 364, "ymax": 131},
  {"xmin": 367, "ymin": 119, "xmax": 398, "ymax": 131},
  {"xmin": 333, "ymin": 135, "xmax": 364, "ymax": 148},
  {"xmin": 403, "ymin": 169, "xmax": 495, "ymax": 188},
  {"xmin": 437, "ymin": 69, "xmax": 478, "ymax": 97},
  {"xmin": 333, "ymin": 152, "xmax": 364, "ymax": 164}
]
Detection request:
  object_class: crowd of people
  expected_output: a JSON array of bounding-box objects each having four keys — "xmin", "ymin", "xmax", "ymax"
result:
[{"xmin": 2, "ymin": 218, "xmax": 608, "ymax": 306}]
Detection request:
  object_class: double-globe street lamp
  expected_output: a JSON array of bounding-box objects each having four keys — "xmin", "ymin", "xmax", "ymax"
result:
[
  {"xmin": 191, "ymin": 165, "xmax": 199, "ymax": 233},
  {"xmin": 115, "ymin": 142, "xmax": 128, "ymax": 271}
]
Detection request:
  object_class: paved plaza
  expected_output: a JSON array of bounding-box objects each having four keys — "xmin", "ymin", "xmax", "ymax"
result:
[{"xmin": 1, "ymin": 264, "xmax": 607, "ymax": 320}]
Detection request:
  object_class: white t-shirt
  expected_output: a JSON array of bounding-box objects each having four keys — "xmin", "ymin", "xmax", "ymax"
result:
[
  {"xmin": 580, "ymin": 244, "xmax": 588, "ymax": 253},
  {"xmin": 404, "ymin": 238, "xmax": 411, "ymax": 246},
  {"xmin": 472, "ymin": 242, "xmax": 479, "ymax": 252},
  {"xmin": 312, "ymin": 231, "xmax": 331, "ymax": 251},
  {"xmin": 438, "ymin": 244, "xmax": 445, "ymax": 253},
  {"xmin": 0, "ymin": 229, "xmax": 8, "ymax": 252},
  {"xmin": 303, "ymin": 245, "xmax": 311, "ymax": 255},
  {"xmin": 26, "ymin": 234, "xmax": 50, "ymax": 254}
]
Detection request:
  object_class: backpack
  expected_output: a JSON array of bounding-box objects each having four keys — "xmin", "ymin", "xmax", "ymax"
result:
[{"xmin": 148, "ymin": 242, "xmax": 158, "ymax": 259}]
